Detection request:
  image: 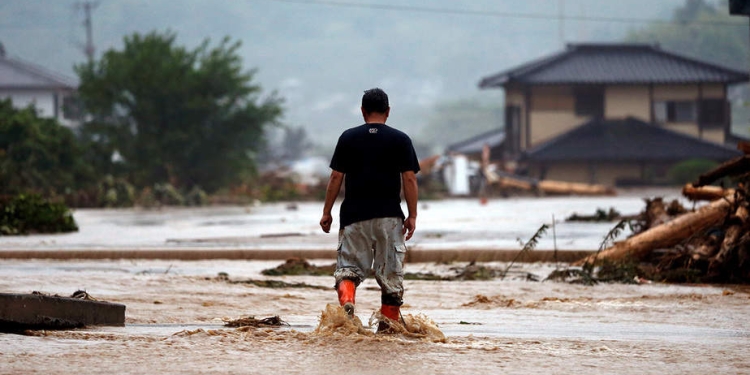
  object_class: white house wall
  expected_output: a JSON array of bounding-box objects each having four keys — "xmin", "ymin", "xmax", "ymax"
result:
[{"xmin": 0, "ymin": 89, "xmax": 76, "ymax": 127}]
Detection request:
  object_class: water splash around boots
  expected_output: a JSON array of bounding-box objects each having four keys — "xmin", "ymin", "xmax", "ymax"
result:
[{"xmin": 313, "ymin": 304, "xmax": 446, "ymax": 342}]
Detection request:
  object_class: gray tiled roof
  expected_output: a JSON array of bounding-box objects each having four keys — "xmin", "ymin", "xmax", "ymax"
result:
[
  {"xmin": 446, "ymin": 128, "xmax": 504, "ymax": 155},
  {"xmin": 480, "ymin": 44, "xmax": 749, "ymax": 87},
  {"xmin": 0, "ymin": 57, "xmax": 77, "ymax": 89},
  {"xmin": 523, "ymin": 117, "xmax": 741, "ymax": 162}
]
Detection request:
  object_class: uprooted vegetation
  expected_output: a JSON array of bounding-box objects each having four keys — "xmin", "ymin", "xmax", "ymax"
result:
[
  {"xmin": 224, "ymin": 315, "xmax": 288, "ymax": 328},
  {"xmin": 573, "ymin": 151, "xmax": 750, "ymax": 284},
  {"xmin": 405, "ymin": 262, "xmax": 539, "ymax": 281},
  {"xmin": 259, "ymin": 258, "xmax": 540, "ymax": 282},
  {"xmin": 229, "ymin": 279, "xmax": 331, "ymax": 290},
  {"xmin": 261, "ymin": 257, "xmax": 335, "ymax": 276},
  {"xmin": 566, "ymin": 207, "xmax": 624, "ymax": 222},
  {"xmin": 209, "ymin": 272, "xmax": 331, "ymax": 290}
]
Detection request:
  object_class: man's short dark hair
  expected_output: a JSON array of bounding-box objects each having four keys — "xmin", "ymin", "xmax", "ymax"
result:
[{"xmin": 362, "ymin": 88, "xmax": 389, "ymax": 114}]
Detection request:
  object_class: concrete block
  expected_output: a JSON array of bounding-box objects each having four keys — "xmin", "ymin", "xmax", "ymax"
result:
[{"xmin": 0, "ymin": 292, "xmax": 125, "ymax": 332}]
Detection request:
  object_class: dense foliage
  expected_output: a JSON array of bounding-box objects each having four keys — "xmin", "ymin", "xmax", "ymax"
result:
[
  {"xmin": 626, "ymin": 0, "xmax": 748, "ymax": 71},
  {"xmin": 667, "ymin": 158, "xmax": 720, "ymax": 185},
  {"xmin": 0, "ymin": 194, "xmax": 78, "ymax": 235},
  {"xmin": 76, "ymin": 31, "xmax": 283, "ymax": 193},
  {"xmin": 0, "ymin": 99, "xmax": 93, "ymax": 196}
]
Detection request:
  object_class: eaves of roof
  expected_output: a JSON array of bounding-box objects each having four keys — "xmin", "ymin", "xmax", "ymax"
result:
[
  {"xmin": 446, "ymin": 128, "xmax": 505, "ymax": 155},
  {"xmin": 479, "ymin": 43, "xmax": 749, "ymax": 88},
  {"xmin": 0, "ymin": 56, "xmax": 78, "ymax": 90},
  {"xmin": 522, "ymin": 117, "xmax": 741, "ymax": 162}
]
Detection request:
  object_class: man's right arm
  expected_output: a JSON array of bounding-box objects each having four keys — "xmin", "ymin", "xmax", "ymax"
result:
[{"xmin": 320, "ymin": 170, "xmax": 344, "ymax": 233}]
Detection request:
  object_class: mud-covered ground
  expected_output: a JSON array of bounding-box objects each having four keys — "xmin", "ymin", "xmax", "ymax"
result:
[{"xmin": 1, "ymin": 259, "xmax": 749, "ymax": 375}]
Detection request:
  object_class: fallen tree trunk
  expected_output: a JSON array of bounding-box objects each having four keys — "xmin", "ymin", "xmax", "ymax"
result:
[
  {"xmin": 485, "ymin": 170, "xmax": 615, "ymax": 196},
  {"xmin": 682, "ymin": 183, "xmax": 734, "ymax": 202},
  {"xmin": 713, "ymin": 205, "xmax": 749, "ymax": 265},
  {"xmin": 574, "ymin": 195, "xmax": 735, "ymax": 266},
  {"xmin": 694, "ymin": 155, "xmax": 750, "ymax": 187},
  {"xmin": 496, "ymin": 176, "xmax": 533, "ymax": 190},
  {"xmin": 537, "ymin": 180, "xmax": 616, "ymax": 196}
]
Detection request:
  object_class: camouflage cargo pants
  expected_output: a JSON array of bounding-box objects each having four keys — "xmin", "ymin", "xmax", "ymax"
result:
[{"xmin": 334, "ymin": 217, "xmax": 406, "ymax": 306}]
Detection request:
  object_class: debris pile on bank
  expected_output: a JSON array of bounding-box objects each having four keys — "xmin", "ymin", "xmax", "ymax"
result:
[
  {"xmin": 575, "ymin": 150, "xmax": 750, "ymax": 283},
  {"xmin": 224, "ymin": 315, "xmax": 287, "ymax": 328},
  {"xmin": 261, "ymin": 257, "xmax": 335, "ymax": 276}
]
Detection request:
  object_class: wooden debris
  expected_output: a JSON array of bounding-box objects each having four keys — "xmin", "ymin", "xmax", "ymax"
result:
[
  {"xmin": 693, "ymin": 155, "xmax": 750, "ymax": 187},
  {"xmin": 574, "ymin": 195, "xmax": 735, "ymax": 266},
  {"xmin": 485, "ymin": 169, "xmax": 615, "ymax": 196},
  {"xmin": 713, "ymin": 205, "xmax": 749, "ymax": 266},
  {"xmin": 573, "ymin": 146, "xmax": 750, "ymax": 283},
  {"xmin": 224, "ymin": 315, "xmax": 287, "ymax": 328},
  {"xmin": 566, "ymin": 207, "xmax": 623, "ymax": 222},
  {"xmin": 418, "ymin": 155, "xmax": 441, "ymax": 176},
  {"xmin": 537, "ymin": 180, "xmax": 615, "ymax": 196},
  {"xmin": 682, "ymin": 183, "xmax": 734, "ymax": 202}
]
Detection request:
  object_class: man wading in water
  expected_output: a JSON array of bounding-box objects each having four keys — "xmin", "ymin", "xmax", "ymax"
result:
[{"xmin": 319, "ymin": 88, "xmax": 420, "ymax": 332}]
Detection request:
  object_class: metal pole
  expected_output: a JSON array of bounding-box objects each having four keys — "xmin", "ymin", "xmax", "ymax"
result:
[{"xmin": 77, "ymin": 1, "xmax": 98, "ymax": 63}]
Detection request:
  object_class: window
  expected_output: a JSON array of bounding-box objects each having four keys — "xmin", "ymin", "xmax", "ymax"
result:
[
  {"xmin": 574, "ymin": 88, "xmax": 604, "ymax": 118},
  {"xmin": 505, "ymin": 105, "xmax": 521, "ymax": 155},
  {"xmin": 699, "ymin": 99, "xmax": 727, "ymax": 126},
  {"xmin": 653, "ymin": 100, "xmax": 696, "ymax": 123}
]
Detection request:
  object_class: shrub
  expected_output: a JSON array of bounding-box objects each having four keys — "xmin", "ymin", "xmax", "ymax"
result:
[
  {"xmin": 98, "ymin": 175, "xmax": 135, "ymax": 207},
  {"xmin": 153, "ymin": 183, "xmax": 184, "ymax": 206},
  {"xmin": 185, "ymin": 186, "xmax": 208, "ymax": 206},
  {"xmin": 0, "ymin": 193, "xmax": 78, "ymax": 235},
  {"xmin": 667, "ymin": 159, "xmax": 719, "ymax": 185}
]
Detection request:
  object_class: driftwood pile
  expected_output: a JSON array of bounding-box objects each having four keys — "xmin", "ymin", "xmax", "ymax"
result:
[
  {"xmin": 576, "ymin": 147, "xmax": 750, "ymax": 283},
  {"xmin": 485, "ymin": 169, "xmax": 616, "ymax": 196}
]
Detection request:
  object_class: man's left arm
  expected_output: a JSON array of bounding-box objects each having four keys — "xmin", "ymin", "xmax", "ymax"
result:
[{"xmin": 401, "ymin": 170, "xmax": 418, "ymax": 241}]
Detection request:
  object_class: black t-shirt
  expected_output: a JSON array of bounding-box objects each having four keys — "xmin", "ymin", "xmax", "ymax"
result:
[{"xmin": 330, "ymin": 123, "xmax": 420, "ymax": 228}]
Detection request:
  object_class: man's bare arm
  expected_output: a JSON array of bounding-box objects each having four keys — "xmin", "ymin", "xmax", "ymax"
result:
[
  {"xmin": 401, "ymin": 170, "xmax": 418, "ymax": 241},
  {"xmin": 320, "ymin": 170, "xmax": 344, "ymax": 233}
]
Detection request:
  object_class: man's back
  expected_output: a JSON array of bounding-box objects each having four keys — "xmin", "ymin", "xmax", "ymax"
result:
[{"xmin": 330, "ymin": 122, "xmax": 419, "ymax": 228}]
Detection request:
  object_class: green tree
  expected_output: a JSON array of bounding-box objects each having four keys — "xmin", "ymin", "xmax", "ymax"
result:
[
  {"xmin": 76, "ymin": 31, "xmax": 283, "ymax": 192},
  {"xmin": 625, "ymin": 0, "xmax": 748, "ymax": 71},
  {"xmin": 626, "ymin": 0, "xmax": 750, "ymax": 135},
  {"xmin": 0, "ymin": 99, "xmax": 92, "ymax": 196}
]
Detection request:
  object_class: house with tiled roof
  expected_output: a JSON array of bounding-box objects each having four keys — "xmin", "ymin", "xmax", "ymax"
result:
[
  {"xmin": 478, "ymin": 43, "xmax": 748, "ymax": 186},
  {"xmin": 445, "ymin": 128, "xmax": 505, "ymax": 160},
  {"xmin": 0, "ymin": 46, "xmax": 79, "ymax": 127}
]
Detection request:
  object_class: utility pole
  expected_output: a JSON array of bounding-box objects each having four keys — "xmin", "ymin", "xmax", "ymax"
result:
[
  {"xmin": 558, "ymin": 0, "xmax": 565, "ymax": 48},
  {"xmin": 75, "ymin": 1, "xmax": 99, "ymax": 63}
]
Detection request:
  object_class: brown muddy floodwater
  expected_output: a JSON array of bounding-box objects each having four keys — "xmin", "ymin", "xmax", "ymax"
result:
[{"xmin": 1, "ymin": 259, "xmax": 749, "ymax": 374}]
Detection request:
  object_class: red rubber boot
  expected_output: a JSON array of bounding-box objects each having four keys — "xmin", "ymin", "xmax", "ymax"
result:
[
  {"xmin": 337, "ymin": 280, "xmax": 356, "ymax": 318},
  {"xmin": 378, "ymin": 304, "xmax": 401, "ymax": 333}
]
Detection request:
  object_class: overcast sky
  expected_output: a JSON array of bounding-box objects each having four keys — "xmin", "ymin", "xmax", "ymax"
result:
[{"xmin": 1, "ymin": 0, "xmax": 693, "ymax": 148}]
